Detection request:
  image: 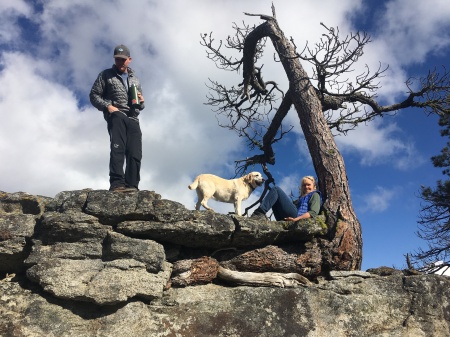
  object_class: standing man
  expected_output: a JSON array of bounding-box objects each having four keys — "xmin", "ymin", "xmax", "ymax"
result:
[{"xmin": 90, "ymin": 44, "xmax": 145, "ymax": 192}]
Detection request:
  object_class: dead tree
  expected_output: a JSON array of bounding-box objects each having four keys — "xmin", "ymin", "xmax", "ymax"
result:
[{"xmin": 201, "ymin": 5, "xmax": 449, "ymax": 272}]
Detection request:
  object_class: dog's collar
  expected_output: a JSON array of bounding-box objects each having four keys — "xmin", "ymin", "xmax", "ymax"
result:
[{"xmin": 247, "ymin": 182, "xmax": 256, "ymax": 192}]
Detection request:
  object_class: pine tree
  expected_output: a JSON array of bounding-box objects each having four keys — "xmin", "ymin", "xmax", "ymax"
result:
[{"xmin": 413, "ymin": 109, "xmax": 450, "ymax": 274}]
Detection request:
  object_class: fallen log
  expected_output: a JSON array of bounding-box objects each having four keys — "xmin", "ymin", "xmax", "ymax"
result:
[{"xmin": 219, "ymin": 244, "xmax": 322, "ymax": 278}]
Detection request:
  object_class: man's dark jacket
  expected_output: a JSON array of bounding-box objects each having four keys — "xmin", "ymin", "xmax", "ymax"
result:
[{"xmin": 90, "ymin": 65, "xmax": 144, "ymax": 121}]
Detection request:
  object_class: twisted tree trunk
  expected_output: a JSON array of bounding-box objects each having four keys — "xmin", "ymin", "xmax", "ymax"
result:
[{"xmin": 244, "ymin": 17, "xmax": 362, "ymax": 271}]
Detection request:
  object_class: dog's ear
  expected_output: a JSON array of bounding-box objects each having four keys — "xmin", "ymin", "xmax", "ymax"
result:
[{"xmin": 244, "ymin": 173, "xmax": 252, "ymax": 183}]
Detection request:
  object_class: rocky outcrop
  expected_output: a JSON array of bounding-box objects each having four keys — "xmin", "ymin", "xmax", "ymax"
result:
[{"xmin": 1, "ymin": 189, "xmax": 449, "ymax": 336}]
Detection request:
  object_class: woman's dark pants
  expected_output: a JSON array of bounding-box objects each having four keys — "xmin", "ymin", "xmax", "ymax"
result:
[{"xmin": 259, "ymin": 186, "xmax": 297, "ymax": 220}]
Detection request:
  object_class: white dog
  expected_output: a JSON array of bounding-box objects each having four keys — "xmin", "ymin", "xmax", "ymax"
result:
[{"xmin": 188, "ymin": 172, "xmax": 265, "ymax": 216}]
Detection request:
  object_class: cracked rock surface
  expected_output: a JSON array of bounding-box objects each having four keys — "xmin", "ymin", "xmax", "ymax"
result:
[{"xmin": 1, "ymin": 189, "xmax": 449, "ymax": 336}]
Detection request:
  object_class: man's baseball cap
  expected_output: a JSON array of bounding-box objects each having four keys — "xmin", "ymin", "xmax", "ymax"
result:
[{"xmin": 113, "ymin": 44, "xmax": 130, "ymax": 59}]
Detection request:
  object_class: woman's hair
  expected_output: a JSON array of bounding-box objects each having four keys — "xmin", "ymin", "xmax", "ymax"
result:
[{"xmin": 299, "ymin": 176, "xmax": 317, "ymax": 196}]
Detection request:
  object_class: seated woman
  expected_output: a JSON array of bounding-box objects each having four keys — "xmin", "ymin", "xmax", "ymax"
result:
[{"xmin": 251, "ymin": 175, "xmax": 322, "ymax": 221}]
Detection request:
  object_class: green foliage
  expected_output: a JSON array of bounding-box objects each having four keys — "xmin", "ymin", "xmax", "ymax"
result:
[
  {"xmin": 313, "ymin": 214, "xmax": 328, "ymax": 235},
  {"xmin": 431, "ymin": 112, "xmax": 450, "ymax": 175},
  {"xmin": 413, "ymin": 112, "xmax": 450, "ymax": 270}
]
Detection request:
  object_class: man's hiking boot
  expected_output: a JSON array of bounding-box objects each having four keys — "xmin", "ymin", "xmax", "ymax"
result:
[{"xmin": 109, "ymin": 186, "xmax": 138, "ymax": 192}]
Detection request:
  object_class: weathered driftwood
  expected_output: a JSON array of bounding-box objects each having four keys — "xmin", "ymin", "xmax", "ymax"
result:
[{"xmin": 217, "ymin": 266, "xmax": 311, "ymax": 287}]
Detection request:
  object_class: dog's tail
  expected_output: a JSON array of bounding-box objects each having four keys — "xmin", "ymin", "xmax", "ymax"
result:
[{"xmin": 188, "ymin": 176, "xmax": 199, "ymax": 190}]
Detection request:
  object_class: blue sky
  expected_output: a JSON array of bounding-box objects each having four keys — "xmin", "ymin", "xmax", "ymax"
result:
[{"xmin": 0, "ymin": 0, "xmax": 449, "ymax": 272}]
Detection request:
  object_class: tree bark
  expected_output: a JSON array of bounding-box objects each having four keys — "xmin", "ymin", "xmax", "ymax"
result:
[
  {"xmin": 170, "ymin": 256, "xmax": 219, "ymax": 287},
  {"xmin": 220, "ymin": 244, "xmax": 323, "ymax": 278}
]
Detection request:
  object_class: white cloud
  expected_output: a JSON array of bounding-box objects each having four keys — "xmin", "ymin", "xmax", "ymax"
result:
[
  {"xmin": 336, "ymin": 119, "xmax": 425, "ymax": 170},
  {"xmin": 0, "ymin": 1, "xmax": 31, "ymax": 45},
  {"xmin": 0, "ymin": 52, "xmax": 108, "ymax": 195},
  {"xmin": 379, "ymin": 0, "xmax": 450, "ymax": 64},
  {"xmin": 278, "ymin": 174, "xmax": 302, "ymax": 198},
  {"xmin": 359, "ymin": 185, "xmax": 398, "ymax": 213},
  {"xmin": 0, "ymin": 0, "xmax": 446, "ymax": 216},
  {"xmin": 352, "ymin": 0, "xmax": 450, "ymax": 104}
]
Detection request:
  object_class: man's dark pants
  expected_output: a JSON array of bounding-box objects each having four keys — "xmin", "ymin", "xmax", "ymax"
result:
[{"xmin": 107, "ymin": 112, "xmax": 142, "ymax": 189}]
